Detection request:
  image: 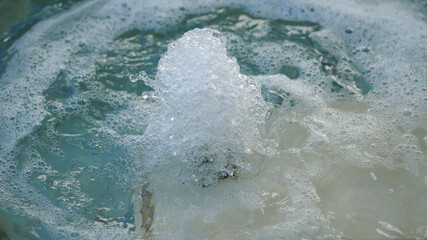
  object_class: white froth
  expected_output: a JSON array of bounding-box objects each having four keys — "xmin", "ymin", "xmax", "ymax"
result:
[
  {"xmin": 144, "ymin": 28, "xmax": 268, "ymax": 187},
  {"xmin": 0, "ymin": 0, "xmax": 426, "ymax": 239}
]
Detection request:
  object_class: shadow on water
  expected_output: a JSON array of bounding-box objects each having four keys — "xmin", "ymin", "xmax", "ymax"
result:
[{"xmin": 0, "ymin": 228, "xmax": 8, "ymax": 240}]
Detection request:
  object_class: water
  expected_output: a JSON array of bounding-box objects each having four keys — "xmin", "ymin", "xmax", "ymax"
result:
[{"xmin": 0, "ymin": 0, "xmax": 426, "ymax": 239}]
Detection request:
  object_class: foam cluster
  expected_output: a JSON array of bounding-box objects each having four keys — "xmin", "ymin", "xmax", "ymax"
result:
[{"xmin": 143, "ymin": 28, "xmax": 268, "ymax": 187}]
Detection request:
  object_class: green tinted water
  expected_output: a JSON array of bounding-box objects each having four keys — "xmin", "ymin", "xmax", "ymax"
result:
[{"xmin": 0, "ymin": 0, "xmax": 426, "ymax": 239}]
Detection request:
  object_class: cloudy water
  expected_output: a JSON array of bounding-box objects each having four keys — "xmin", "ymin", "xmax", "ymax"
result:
[{"xmin": 0, "ymin": 0, "xmax": 426, "ymax": 239}]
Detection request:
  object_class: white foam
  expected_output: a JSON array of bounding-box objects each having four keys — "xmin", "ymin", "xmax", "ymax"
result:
[
  {"xmin": 141, "ymin": 28, "xmax": 269, "ymax": 187},
  {"xmin": 0, "ymin": 0, "xmax": 425, "ymax": 239}
]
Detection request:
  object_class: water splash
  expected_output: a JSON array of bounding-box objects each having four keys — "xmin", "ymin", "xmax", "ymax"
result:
[{"xmin": 142, "ymin": 28, "xmax": 270, "ymax": 187}]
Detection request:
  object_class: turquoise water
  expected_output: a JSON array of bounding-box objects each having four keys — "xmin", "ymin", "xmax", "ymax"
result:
[{"xmin": 0, "ymin": 0, "xmax": 426, "ymax": 239}]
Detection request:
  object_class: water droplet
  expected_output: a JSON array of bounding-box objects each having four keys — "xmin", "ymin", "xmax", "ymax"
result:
[
  {"xmin": 370, "ymin": 172, "xmax": 377, "ymax": 181},
  {"xmin": 37, "ymin": 175, "xmax": 47, "ymax": 182},
  {"xmin": 129, "ymin": 74, "xmax": 138, "ymax": 82}
]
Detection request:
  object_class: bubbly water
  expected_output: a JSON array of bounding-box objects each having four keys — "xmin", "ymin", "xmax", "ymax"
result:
[{"xmin": 0, "ymin": 0, "xmax": 426, "ymax": 239}]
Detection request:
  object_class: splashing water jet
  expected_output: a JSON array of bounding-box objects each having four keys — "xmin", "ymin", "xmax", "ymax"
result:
[{"xmin": 142, "ymin": 28, "xmax": 270, "ymax": 188}]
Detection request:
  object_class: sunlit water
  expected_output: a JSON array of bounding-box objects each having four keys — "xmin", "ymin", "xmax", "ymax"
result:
[{"xmin": 0, "ymin": 0, "xmax": 426, "ymax": 239}]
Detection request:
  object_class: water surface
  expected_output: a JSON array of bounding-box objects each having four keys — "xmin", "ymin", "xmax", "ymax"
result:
[{"xmin": 0, "ymin": 0, "xmax": 426, "ymax": 239}]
